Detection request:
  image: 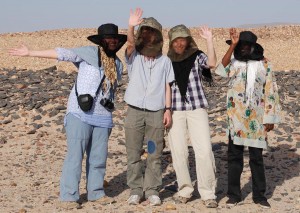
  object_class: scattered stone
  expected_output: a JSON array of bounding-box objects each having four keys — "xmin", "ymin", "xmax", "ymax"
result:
[
  {"xmin": 55, "ymin": 105, "xmax": 67, "ymax": 111},
  {"xmin": 165, "ymin": 203, "xmax": 176, "ymax": 210},
  {"xmin": 2, "ymin": 120, "xmax": 12, "ymax": 124},
  {"xmin": 27, "ymin": 129, "xmax": 36, "ymax": 134},
  {"xmin": 15, "ymin": 84, "xmax": 27, "ymax": 89},
  {"xmin": 49, "ymin": 110, "xmax": 60, "ymax": 117},
  {"xmin": 32, "ymin": 123, "xmax": 43, "ymax": 129},
  {"xmin": 19, "ymin": 209, "xmax": 27, "ymax": 213},
  {"xmin": 0, "ymin": 137, "xmax": 7, "ymax": 145},
  {"xmin": 32, "ymin": 115, "xmax": 42, "ymax": 121},
  {"xmin": 10, "ymin": 181, "xmax": 17, "ymax": 187}
]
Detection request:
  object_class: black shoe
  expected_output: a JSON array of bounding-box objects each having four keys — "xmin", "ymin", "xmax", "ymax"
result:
[
  {"xmin": 226, "ymin": 197, "xmax": 240, "ymax": 208},
  {"xmin": 255, "ymin": 200, "xmax": 271, "ymax": 209}
]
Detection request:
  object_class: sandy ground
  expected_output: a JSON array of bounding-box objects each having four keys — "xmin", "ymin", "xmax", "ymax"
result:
[{"xmin": 0, "ymin": 25, "xmax": 299, "ymax": 213}]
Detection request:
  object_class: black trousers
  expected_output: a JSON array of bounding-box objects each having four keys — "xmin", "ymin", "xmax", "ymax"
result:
[{"xmin": 227, "ymin": 136, "xmax": 267, "ymax": 202}]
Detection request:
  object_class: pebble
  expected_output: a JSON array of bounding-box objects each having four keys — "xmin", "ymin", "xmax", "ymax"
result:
[
  {"xmin": 27, "ymin": 129, "xmax": 36, "ymax": 134},
  {"xmin": 2, "ymin": 120, "xmax": 12, "ymax": 124},
  {"xmin": 165, "ymin": 203, "xmax": 176, "ymax": 210}
]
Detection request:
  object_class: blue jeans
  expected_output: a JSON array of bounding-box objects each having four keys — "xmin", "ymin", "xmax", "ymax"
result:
[{"xmin": 60, "ymin": 113, "xmax": 111, "ymax": 201}]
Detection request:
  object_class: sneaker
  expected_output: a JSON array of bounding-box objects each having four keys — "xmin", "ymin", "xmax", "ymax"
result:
[
  {"xmin": 204, "ymin": 199, "xmax": 218, "ymax": 208},
  {"xmin": 127, "ymin": 195, "xmax": 141, "ymax": 205},
  {"xmin": 148, "ymin": 195, "xmax": 161, "ymax": 206},
  {"xmin": 56, "ymin": 201, "xmax": 82, "ymax": 210},
  {"xmin": 226, "ymin": 197, "xmax": 240, "ymax": 208},
  {"xmin": 91, "ymin": 196, "xmax": 115, "ymax": 205},
  {"xmin": 255, "ymin": 200, "xmax": 271, "ymax": 209}
]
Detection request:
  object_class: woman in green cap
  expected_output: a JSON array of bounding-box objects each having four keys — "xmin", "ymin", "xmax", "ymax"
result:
[{"xmin": 167, "ymin": 24, "xmax": 218, "ymax": 208}]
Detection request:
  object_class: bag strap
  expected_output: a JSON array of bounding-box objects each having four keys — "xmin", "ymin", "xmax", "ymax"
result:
[{"xmin": 75, "ymin": 74, "xmax": 106, "ymax": 97}]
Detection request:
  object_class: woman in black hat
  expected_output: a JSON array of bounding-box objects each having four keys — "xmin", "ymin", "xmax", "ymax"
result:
[
  {"xmin": 9, "ymin": 23, "xmax": 127, "ymax": 209},
  {"xmin": 215, "ymin": 28, "xmax": 281, "ymax": 209}
]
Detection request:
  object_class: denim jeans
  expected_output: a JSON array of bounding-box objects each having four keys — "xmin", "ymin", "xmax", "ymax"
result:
[{"xmin": 60, "ymin": 113, "xmax": 111, "ymax": 201}]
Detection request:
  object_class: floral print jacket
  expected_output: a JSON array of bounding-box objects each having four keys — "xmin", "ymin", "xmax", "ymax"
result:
[{"xmin": 215, "ymin": 59, "xmax": 281, "ymax": 149}]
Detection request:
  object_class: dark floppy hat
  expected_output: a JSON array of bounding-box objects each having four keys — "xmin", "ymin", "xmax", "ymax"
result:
[
  {"xmin": 226, "ymin": 31, "xmax": 259, "ymax": 45},
  {"xmin": 87, "ymin": 23, "xmax": 127, "ymax": 49},
  {"xmin": 226, "ymin": 31, "xmax": 264, "ymax": 61}
]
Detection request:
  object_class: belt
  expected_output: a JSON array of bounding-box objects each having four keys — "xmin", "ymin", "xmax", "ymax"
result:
[{"xmin": 128, "ymin": 105, "xmax": 158, "ymax": 112}]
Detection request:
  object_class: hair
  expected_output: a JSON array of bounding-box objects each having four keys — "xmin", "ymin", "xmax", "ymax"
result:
[{"xmin": 135, "ymin": 26, "xmax": 163, "ymax": 57}]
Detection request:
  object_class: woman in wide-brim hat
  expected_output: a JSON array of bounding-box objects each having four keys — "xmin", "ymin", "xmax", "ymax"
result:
[
  {"xmin": 215, "ymin": 28, "xmax": 281, "ymax": 209},
  {"xmin": 9, "ymin": 23, "xmax": 127, "ymax": 209},
  {"xmin": 166, "ymin": 24, "xmax": 218, "ymax": 208},
  {"xmin": 225, "ymin": 30, "xmax": 264, "ymax": 62},
  {"xmin": 88, "ymin": 23, "xmax": 127, "ymax": 54}
]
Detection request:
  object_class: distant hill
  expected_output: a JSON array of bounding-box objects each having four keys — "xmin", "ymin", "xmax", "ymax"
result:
[
  {"xmin": 237, "ymin": 22, "xmax": 300, "ymax": 28},
  {"xmin": 1, "ymin": 25, "xmax": 300, "ymax": 71}
]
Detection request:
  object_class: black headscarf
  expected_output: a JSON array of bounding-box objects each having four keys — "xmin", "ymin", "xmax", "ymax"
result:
[{"xmin": 172, "ymin": 50, "xmax": 212, "ymax": 100}]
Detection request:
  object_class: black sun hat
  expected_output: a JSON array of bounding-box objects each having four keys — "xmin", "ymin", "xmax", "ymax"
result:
[
  {"xmin": 226, "ymin": 31, "xmax": 258, "ymax": 45},
  {"xmin": 87, "ymin": 23, "xmax": 127, "ymax": 51},
  {"xmin": 226, "ymin": 31, "xmax": 264, "ymax": 61}
]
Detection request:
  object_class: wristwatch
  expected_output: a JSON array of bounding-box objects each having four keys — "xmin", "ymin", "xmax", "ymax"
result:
[{"xmin": 164, "ymin": 107, "xmax": 172, "ymax": 112}]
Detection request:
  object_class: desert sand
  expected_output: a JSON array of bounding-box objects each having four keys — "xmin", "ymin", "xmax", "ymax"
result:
[{"xmin": 0, "ymin": 25, "xmax": 299, "ymax": 213}]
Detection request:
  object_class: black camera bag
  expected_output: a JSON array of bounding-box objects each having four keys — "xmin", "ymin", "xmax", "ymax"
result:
[{"xmin": 75, "ymin": 75, "xmax": 106, "ymax": 112}]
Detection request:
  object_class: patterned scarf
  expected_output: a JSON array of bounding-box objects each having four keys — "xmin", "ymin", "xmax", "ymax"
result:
[{"xmin": 99, "ymin": 47, "xmax": 117, "ymax": 91}]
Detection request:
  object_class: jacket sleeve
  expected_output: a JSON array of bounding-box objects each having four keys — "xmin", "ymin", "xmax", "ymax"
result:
[
  {"xmin": 214, "ymin": 60, "xmax": 234, "ymax": 78},
  {"xmin": 263, "ymin": 63, "xmax": 281, "ymax": 124}
]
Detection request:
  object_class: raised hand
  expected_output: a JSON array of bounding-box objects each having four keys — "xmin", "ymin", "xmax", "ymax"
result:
[
  {"xmin": 8, "ymin": 44, "xmax": 30, "ymax": 57},
  {"xmin": 229, "ymin": 28, "xmax": 239, "ymax": 45},
  {"xmin": 199, "ymin": 25, "xmax": 213, "ymax": 40},
  {"xmin": 129, "ymin": 8, "xmax": 144, "ymax": 27}
]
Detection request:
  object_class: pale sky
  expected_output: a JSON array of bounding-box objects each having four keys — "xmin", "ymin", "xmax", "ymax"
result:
[{"xmin": 1, "ymin": 0, "xmax": 300, "ymax": 33}]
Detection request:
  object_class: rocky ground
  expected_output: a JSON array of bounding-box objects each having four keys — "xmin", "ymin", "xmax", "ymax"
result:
[{"xmin": 0, "ymin": 26, "xmax": 299, "ymax": 213}]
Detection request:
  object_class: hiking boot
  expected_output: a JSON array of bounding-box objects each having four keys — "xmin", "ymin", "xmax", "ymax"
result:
[
  {"xmin": 204, "ymin": 199, "xmax": 218, "ymax": 208},
  {"xmin": 91, "ymin": 196, "xmax": 115, "ymax": 205},
  {"xmin": 254, "ymin": 200, "xmax": 271, "ymax": 209},
  {"xmin": 127, "ymin": 195, "xmax": 141, "ymax": 205},
  {"xmin": 148, "ymin": 195, "xmax": 161, "ymax": 206}
]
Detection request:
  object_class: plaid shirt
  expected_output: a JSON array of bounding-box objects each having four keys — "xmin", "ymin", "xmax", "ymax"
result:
[{"xmin": 171, "ymin": 53, "xmax": 209, "ymax": 111}]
